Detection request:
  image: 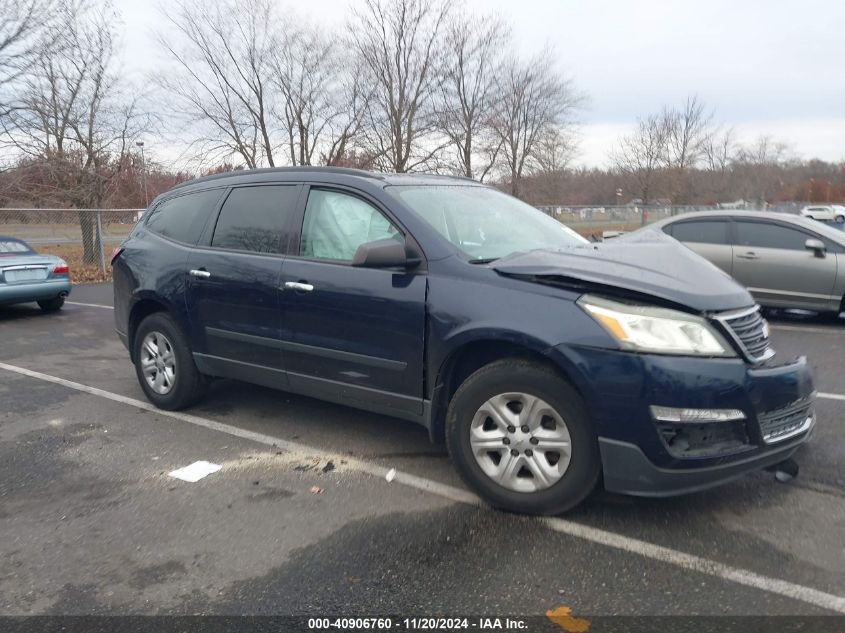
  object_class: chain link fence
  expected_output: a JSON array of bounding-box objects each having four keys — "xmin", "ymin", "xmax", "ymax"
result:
[
  {"xmin": 0, "ymin": 208, "xmax": 144, "ymax": 281},
  {"xmin": 0, "ymin": 202, "xmax": 818, "ymax": 281},
  {"xmin": 536, "ymin": 203, "xmax": 803, "ymax": 238}
]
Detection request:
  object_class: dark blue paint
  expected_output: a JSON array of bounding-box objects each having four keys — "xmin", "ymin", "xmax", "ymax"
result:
[{"xmin": 113, "ymin": 168, "xmax": 816, "ymax": 496}]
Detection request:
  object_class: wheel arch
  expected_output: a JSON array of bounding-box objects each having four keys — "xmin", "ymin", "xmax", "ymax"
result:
[
  {"xmin": 127, "ymin": 295, "xmax": 182, "ymax": 363},
  {"xmin": 427, "ymin": 335, "xmax": 590, "ymax": 445}
]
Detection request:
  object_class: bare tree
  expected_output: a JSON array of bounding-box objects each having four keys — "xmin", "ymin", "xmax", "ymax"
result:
[
  {"xmin": 491, "ymin": 50, "xmax": 580, "ymax": 196},
  {"xmin": 662, "ymin": 95, "xmax": 713, "ymax": 202},
  {"xmin": 734, "ymin": 134, "xmax": 794, "ymax": 205},
  {"xmin": 273, "ymin": 23, "xmax": 371, "ymax": 167},
  {"xmin": 157, "ymin": 0, "xmax": 278, "ymax": 168},
  {"xmin": 702, "ymin": 125, "xmax": 735, "ymax": 198},
  {"xmin": 2, "ymin": 0, "xmax": 148, "ymax": 262},
  {"xmin": 534, "ymin": 125, "xmax": 577, "ymax": 174},
  {"xmin": 0, "ymin": 0, "xmax": 56, "ymax": 118},
  {"xmin": 703, "ymin": 126, "xmax": 735, "ymax": 173},
  {"xmin": 322, "ymin": 58, "xmax": 373, "ymax": 166},
  {"xmin": 436, "ymin": 10, "xmax": 509, "ymax": 180},
  {"xmin": 348, "ymin": 0, "xmax": 452, "ymax": 172},
  {"xmin": 612, "ymin": 113, "xmax": 670, "ymax": 205},
  {"xmin": 664, "ymin": 95, "xmax": 711, "ymax": 170}
]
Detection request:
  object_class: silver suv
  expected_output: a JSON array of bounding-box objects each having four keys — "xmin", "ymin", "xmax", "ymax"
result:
[{"xmin": 800, "ymin": 204, "xmax": 845, "ymax": 223}]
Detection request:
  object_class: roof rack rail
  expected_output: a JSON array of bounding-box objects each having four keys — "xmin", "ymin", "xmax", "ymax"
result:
[{"xmin": 170, "ymin": 166, "xmax": 386, "ymax": 190}]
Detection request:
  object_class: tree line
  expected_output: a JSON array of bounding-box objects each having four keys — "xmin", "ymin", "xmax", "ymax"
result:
[
  {"xmin": 0, "ymin": 0, "xmax": 842, "ymax": 218},
  {"xmin": 0, "ymin": 0, "xmax": 580, "ymax": 206}
]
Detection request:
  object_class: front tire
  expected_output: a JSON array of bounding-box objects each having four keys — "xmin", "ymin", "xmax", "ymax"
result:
[
  {"xmin": 445, "ymin": 359, "xmax": 600, "ymax": 515},
  {"xmin": 37, "ymin": 296, "xmax": 64, "ymax": 312},
  {"xmin": 133, "ymin": 312, "xmax": 208, "ymax": 410},
  {"xmin": 835, "ymin": 215, "xmax": 844, "ymax": 224}
]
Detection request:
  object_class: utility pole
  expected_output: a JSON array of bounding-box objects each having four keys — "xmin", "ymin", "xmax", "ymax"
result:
[{"xmin": 136, "ymin": 141, "xmax": 149, "ymax": 207}]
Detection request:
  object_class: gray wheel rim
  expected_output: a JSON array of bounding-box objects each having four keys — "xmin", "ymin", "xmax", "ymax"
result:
[
  {"xmin": 469, "ymin": 392, "xmax": 572, "ymax": 493},
  {"xmin": 140, "ymin": 331, "xmax": 176, "ymax": 395}
]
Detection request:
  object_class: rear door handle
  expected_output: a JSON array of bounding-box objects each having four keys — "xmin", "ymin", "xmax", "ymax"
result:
[
  {"xmin": 284, "ymin": 281, "xmax": 314, "ymax": 292},
  {"xmin": 736, "ymin": 252, "xmax": 760, "ymax": 260},
  {"xmin": 189, "ymin": 269, "xmax": 211, "ymax": 279}
]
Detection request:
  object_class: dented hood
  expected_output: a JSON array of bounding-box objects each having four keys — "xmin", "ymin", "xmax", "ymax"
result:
[{"xmin": 492, "ymin": 229, "xmax": 753, "ymax": 312}]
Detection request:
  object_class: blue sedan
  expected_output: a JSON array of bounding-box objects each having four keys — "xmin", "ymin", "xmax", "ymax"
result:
[{"xmin": 0, "ymin": 236, "xmax": 71, "ymax": 312}]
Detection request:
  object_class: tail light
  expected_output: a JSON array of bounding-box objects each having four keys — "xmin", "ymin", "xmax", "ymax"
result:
[
  {"xmin": 111, "ymin": 247, "xmax": 124, "ymax": 265},
  {"xmin": 54, "ymin": 262, "xmax": 69, "ymax": 275}
]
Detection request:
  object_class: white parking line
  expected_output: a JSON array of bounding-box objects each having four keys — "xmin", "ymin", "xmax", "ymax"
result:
[
  {"xmin": 771, "ymin": 325, "xmax": 842, "ymax": 334},
  {"xmin": 67, "ymin": 301, "xmax": 113, "ymax": 310},
  {"xmin": 819, "ymin": 392, "xmax": 845, "ymax": 402},
  {"xmin": 1, "ymin": 360, "xmax": 844, "ymax": 613}
]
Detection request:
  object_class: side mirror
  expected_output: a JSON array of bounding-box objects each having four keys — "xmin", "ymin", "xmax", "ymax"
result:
[
  {"xmin": 804, "ymin": 238, "xmax": 826, "ymax": 257},
  {"xmin": 351, "ymin": 238, "xmax": 418, "ymax": 269}
]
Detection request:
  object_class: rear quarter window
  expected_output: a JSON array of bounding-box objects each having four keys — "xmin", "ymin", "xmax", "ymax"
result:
[
  {"xmin": 145, "ymin": 189, "xmax": 224, "ymax": 245},
  {"xmin": 667, "ymin": 221, "xmax": 728, "ymax": 245}
]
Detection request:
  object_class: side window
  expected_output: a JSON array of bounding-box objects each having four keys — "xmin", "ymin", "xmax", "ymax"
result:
[
  {"xmin": 145, "ymin": 189, "xmax": 223, "ymax": 244},
  {"xmin": 299, "ymin": 189, "xmax": 401, "ymax": 262},
  {"xmin": 735, "ymin": 222, "xmax": 810, "ymax": 251},
  {"xmin": 669, "ymin": 221, "xmax": 728, "ymax": 245},
  {"xmin": 210, "ymin": 185, "xmax": 298, "ymax": 254}
]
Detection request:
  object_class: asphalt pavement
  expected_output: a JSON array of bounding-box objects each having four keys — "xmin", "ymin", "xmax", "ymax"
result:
[{"xmin": 1, "ymin": 284, "xmax": 844, "ymax": 620}]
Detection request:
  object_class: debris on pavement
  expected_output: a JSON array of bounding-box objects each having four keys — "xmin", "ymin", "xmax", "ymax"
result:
[
  {"xmin": 385, "ymin": 468, "xmax": 396, "ymax": 483},
  {"xmin": 168, "ymin": 461, "xmax": 222, "ymax": 483},
  {"xmin": 322, "ymin": 460, "xmax": 335, "ymax": 473},
  {"xmin": 309, "ymin": 486, "xmax": 324, "ymax": 494}
]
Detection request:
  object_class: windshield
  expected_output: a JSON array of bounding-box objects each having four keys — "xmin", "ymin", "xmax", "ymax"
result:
[
  {"xmin": 389, "ymin": 185, "xmax": 587, "ymax": 261},
  {"xmin": 0, "ymin": 238, "xmax": 34, "ymax": 255}
]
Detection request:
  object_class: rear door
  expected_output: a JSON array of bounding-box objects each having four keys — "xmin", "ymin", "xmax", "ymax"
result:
[
  {"xmin": 732, "ymin": 220, "xmax": 838, "ymax": 310},
  {"xmin": 664, "ymin": 219, "xmax": 733, "ymax": 274},
  {"xmin": 185, "ymin": 184, "xmax": 301, "ymax": 378},
  {"xmin": 279, "ymin": 186, "xmax": 427, "ymax": 417}
]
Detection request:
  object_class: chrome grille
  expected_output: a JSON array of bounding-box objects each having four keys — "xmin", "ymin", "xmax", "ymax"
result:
[
  {"xmin": 714, "ymin": 306, "xmax": 774, "ymax": 363},
  {"xmin": 758, "ymin": 401, "xmax": 814, "ymax": 443}
]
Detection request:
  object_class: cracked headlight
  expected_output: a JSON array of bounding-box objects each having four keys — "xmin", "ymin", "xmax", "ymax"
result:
[{"xmin": 577, "ymin": 295, "xmax": 735, "ymax": 357}]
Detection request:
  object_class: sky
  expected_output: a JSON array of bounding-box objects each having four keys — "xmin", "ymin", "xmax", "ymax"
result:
[{"xmin": 114, "ymin": 0, "xmax": 845, "ymax": 168}]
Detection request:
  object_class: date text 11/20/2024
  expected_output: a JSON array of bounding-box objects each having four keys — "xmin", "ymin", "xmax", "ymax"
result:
[{"xmin": 307, "ymin": 617, "xmax": 534, "ymax": 630}]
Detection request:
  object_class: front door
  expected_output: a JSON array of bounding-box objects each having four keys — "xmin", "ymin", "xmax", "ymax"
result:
[
  {"xmin": 280, "ymin": 187, "xmax": 427, "ymax": 417},
  {"xmin": 186, "ymin": 184, "xmax": 300, "ymax": 377},
  {"xmin": 732, "ymin": 220, "xmax": 838, "ymax": 310}
]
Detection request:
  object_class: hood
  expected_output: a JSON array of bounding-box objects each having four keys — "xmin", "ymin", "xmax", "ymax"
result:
[{"xmin": 493, "ymin": 229, "xmax": 752, "ymax": 312}]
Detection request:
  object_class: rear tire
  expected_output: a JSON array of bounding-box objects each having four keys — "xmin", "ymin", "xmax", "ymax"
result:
[
  {"xmin": 133, "ymin": 312, "xmax": 208, "ymax": 410},
  {"xmin": 37, "ymin": 296, "xmax": 64, "ymax": 312},
  {"xmin": 835, "ymin": 215, "xmax": 844, "ymax": 224},
  {"xmin": 445, "ymin": 359, "xmax": 601, "ymax": 515}
]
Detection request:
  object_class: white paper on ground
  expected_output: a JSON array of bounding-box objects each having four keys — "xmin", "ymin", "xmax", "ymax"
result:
[{"xmin": 168, "ymin": 461, "xmax": 222, "ymax": 483}]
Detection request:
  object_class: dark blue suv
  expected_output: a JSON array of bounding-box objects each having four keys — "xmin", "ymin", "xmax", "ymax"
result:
[{"xmin": 113, "ymin": 167, "xmax": 816, "ymax": 514}]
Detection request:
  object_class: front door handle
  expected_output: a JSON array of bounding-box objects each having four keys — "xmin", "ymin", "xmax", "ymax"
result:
[
  {"xmin": 284, "ymin": 281, "xmax": 314, "ymax": 292},
  {"xmin": 189, "ymin": 269, "xmax": 211, "ymax": 279},
  {"xmin": 736, "ymin": 252, "xmax": 760, "ymax": 260}
]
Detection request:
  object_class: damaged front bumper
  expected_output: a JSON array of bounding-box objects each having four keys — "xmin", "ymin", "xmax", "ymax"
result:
[{"xmin": 552, "ymin": 345, "xmax": 816, "ymax": 497}]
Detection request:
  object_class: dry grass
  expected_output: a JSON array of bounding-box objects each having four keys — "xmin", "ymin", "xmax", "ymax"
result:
[{"xmin": 36, "ymin": 243, "xmax": 112, "ymax": 283}]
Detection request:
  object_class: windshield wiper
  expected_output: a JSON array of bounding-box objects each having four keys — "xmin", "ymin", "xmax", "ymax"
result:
[{"xmin": 469, "ymin": 257, "xmax": 499, "ymax": 264}]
